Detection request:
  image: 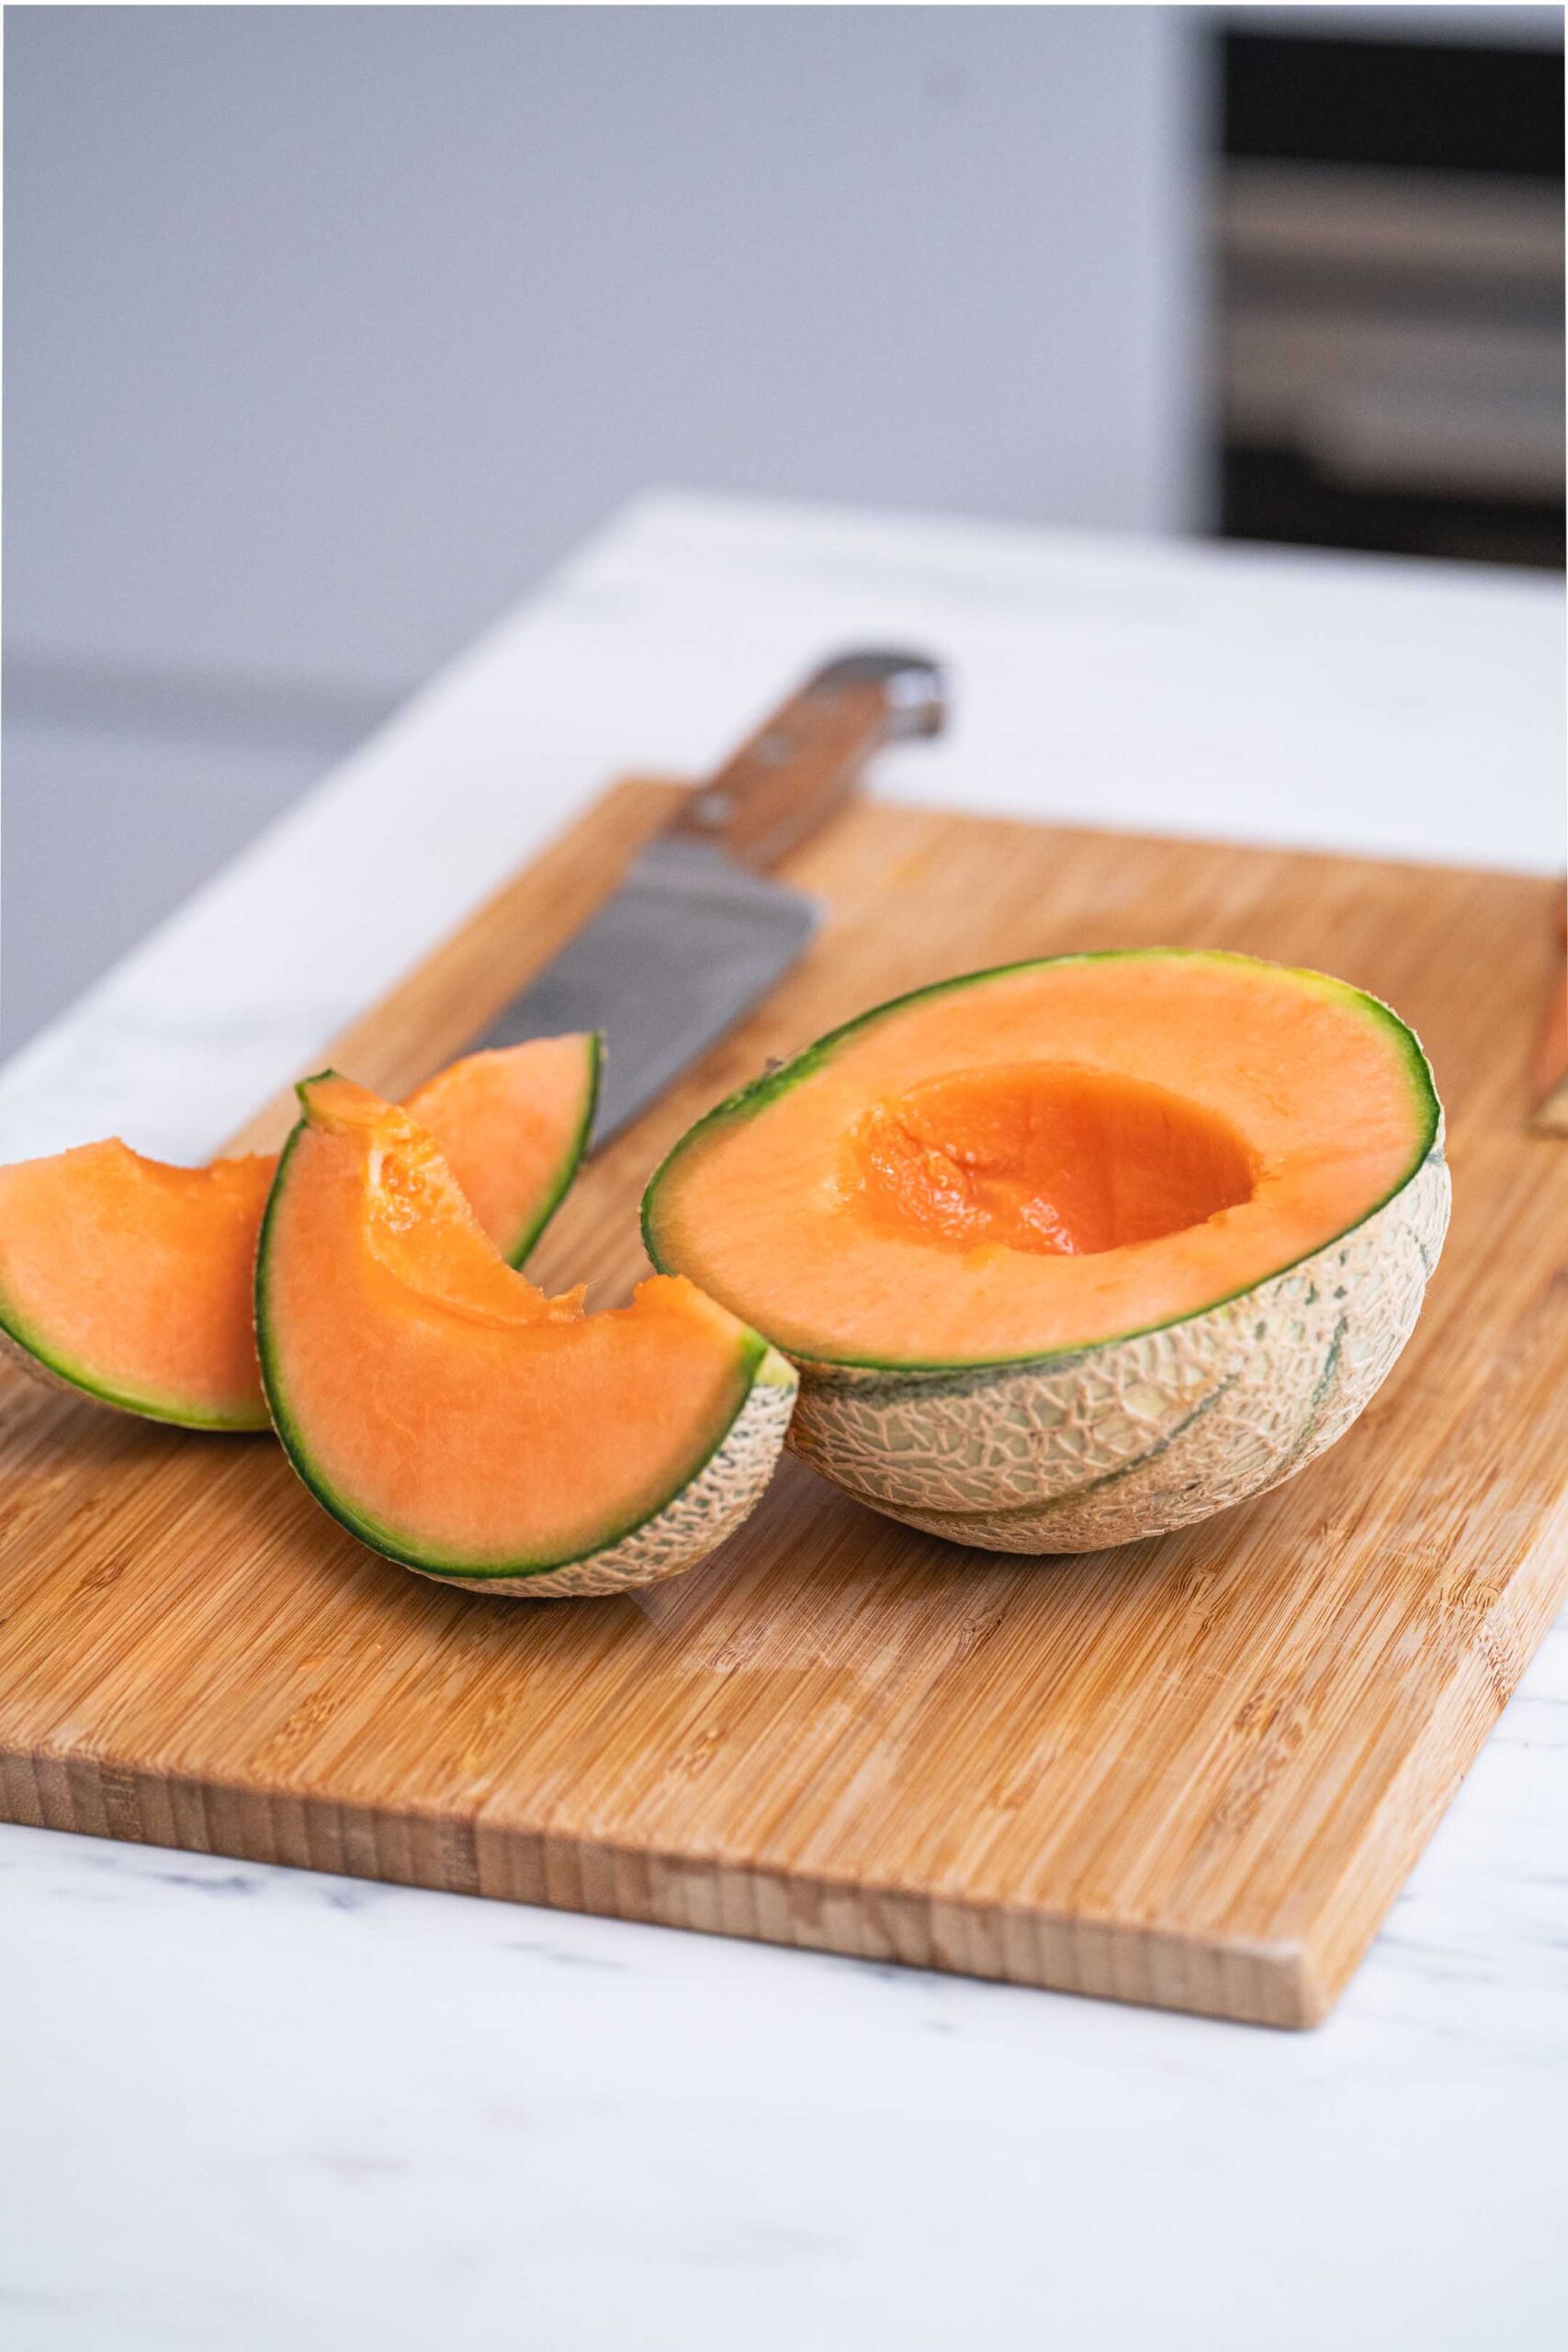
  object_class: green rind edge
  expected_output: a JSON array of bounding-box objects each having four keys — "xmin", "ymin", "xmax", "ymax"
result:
[
  {"xmin": 406, "ymin": 1340, "xmax": 791, "ymax": 1587},
  {"xmin": 0, "ymin": 1283, "xmax": 269, "ymax": 1430},
  {"xmin": 640, "ymin": 946, "xmax": 1444, "ymax": 1378},
  {"xmin": 502, "ymin": 1030, "xmax": 604, "ymax": 1269},
  {"xmin": 256, "ymin": 1080, "xmax": 773, "ymax": 1582}
]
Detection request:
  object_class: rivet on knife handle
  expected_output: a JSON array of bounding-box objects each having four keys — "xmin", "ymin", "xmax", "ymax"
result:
[{"xmin": 671, "ymin": 649, "xmax": 948, "ymax": 873}]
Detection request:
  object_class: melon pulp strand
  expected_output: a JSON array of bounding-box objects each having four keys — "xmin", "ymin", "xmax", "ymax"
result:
[
  {"xmin": 0, "ymin": 1035, "xmax": 601, "ymax": 1431},
  {"xmin": 256, "ymin": 1074, "xmax": 796, "ymax": 1598},
  {"xmin": 642, "ymin": 950, "xmax": 1450, "ymax": 1553}
]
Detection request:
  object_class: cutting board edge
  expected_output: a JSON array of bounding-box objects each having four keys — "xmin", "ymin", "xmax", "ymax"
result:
[
  {"xmin": 11, "ymin": 1451, "xmax": 1565, "ymax": 2036},
  {"xmin": 19, "ymin": 1505, "xmax": 1566, "ymax": 2032},
  {"xmin": 1290, "ymin": 1498, "xmax": 1568, "ymax": 2013},
  {"xmin": 3, "ymin": 1741, "xmax": 1320, "ymax": 2027}
]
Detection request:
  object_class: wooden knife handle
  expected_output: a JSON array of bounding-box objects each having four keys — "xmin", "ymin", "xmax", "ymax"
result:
[{"xmin": 671, "ymin": 650, "xmax": 946, "ymax": 873}]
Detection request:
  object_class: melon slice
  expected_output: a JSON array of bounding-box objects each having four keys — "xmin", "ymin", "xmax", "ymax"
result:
[
  {"xmin": 403, "ymin": 1035, "xmax": 599, "ymax": 1268},
  {"xmin": 256, "ymin": 1074, "xmax": 796, "ymax": 1597},
  {"xmin": 643, "ymin": 951, "xmax": 1450, "ymax": 1553},
  {"xmin": 0, "ymin": 1035, "xmax": 599, "ymax": 1432},
  {"xmin": 0, "ymin": 1146, "xmax": 281, "ymax": 1430}
]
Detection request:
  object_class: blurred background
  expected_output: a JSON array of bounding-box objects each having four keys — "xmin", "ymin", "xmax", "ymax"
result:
[{"xmin": 4, "ymin": 3, "xmax": 1563, "ymax": 1054}]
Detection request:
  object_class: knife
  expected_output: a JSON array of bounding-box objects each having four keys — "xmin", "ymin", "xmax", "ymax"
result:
[{"xmin": 468, "ymin": 650, "xmax": 948, "ymax": 1142}]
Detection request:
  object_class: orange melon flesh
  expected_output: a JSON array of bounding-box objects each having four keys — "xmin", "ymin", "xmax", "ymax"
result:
[
  {"xmin": 0, "ymin": 1146, "xmax": 277, "ymax": 1429},
  {"xmin": 403, "ymin": 1035, "xmax": 598, "ymax": 1268},
  {"xmin": 0, "ymin": 1035, "xmax": 598, "ymax": 1430},
  {"xmin": 258, "ymin": 1075, "xmax": 765, "ymax": 1574},
  {"xmin": 643, "ymin": 952, "xmax": 1440, "ymax": 1368}
]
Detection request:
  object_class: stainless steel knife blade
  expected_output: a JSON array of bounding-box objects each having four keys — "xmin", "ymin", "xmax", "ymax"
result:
[
  {"xmin": 466, "ymin": 649, "xmax": 946, "ymax": 1145},
  {"xmin": 473, "ymin": 837, "xmax": 819, "ymax": 1141}
]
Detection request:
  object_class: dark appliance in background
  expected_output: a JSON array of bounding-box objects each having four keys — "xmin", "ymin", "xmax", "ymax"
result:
[{"xmin": 1216, "ymin": 25, "xmax": 1565, "ymax": 569}]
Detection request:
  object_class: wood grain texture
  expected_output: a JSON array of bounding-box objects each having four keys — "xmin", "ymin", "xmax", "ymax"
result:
[
  {"xmin": 3, "ymin": 786, "xmax": 1564, "ymax": 2028},
  {"xmin": 1530, "ymin": 892, "xmax": 1567, "ymax": 1134}
]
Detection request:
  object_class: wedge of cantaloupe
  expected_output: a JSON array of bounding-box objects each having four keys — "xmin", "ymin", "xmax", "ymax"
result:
[
  {"xmin": 644, "ymin": 951, "xmax": 1450, "ymax": 1552},
  {"xmin": 256, "ymin": 1075, "xmax": 796, "ymax": 1597},
  {"xmin": 0, "ymin": 1036, "xmax": 600, "ymax": 1430}
]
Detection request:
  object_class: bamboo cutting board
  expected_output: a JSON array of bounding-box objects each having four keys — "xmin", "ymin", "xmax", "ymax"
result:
[{"xmin": 3, "ymin": 783, "xmax": 1565, "ymax": 2028}]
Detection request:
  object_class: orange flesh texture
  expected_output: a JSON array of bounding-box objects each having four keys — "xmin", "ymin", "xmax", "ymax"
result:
[
  {"xmin": 649, "ymin": 956, "xmax": 1435, "ymax": 1367},
  {"xmin": 404, "ymin": 1035, "xmax": 594, "ymax": 1263},
  {"xmin": 263, "ymin": 1077, "xmax": 760, "ymax": 1569},
  {"xmin": 0, "ymin": 1144, "xmax": 275, "ymax": 1422},
  {"xmin": 0, "ymin": 1036, "xmax": 596, "ymax": 1425}
]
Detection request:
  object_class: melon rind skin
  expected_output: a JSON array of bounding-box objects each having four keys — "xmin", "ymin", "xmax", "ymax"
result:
[
  {"xmin": 785, "ymin": 1145, "xmax": 1450, "ymax": 1555},
  {"xmin": 341, "ymin": 1348, "xmax": 799, "ymax": 1601},
  {"xmin": 0, "ymin": 1310, "xmax": 271, "ymax": 1432}
]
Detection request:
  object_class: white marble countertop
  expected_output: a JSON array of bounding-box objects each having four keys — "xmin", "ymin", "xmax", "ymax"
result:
[{"xmin": 3, "ymin": 493, "xmax": 1564, "ymax": 2350}]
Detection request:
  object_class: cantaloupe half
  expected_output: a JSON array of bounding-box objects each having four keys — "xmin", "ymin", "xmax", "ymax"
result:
[
  {"xmin": 0, "ymin": 1035, "xmax": 600, "ymax": 1432},
  {"xmin": 643, "ymin": 952, "xmax": 1450, "ymax": 1553},
  {"xmin": 256, "ymin": 1075, "xmax": 797, "ymax": 1597}
]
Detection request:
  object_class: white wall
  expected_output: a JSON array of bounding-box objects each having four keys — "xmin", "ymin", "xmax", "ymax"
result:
[
  {"xmin": 6, "ymin": 5, "xmax": 1202, "ymax": 702},
  {"xmin": 3, "ymin": 5, "xmax": 1203, "ymax": 1049}
]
